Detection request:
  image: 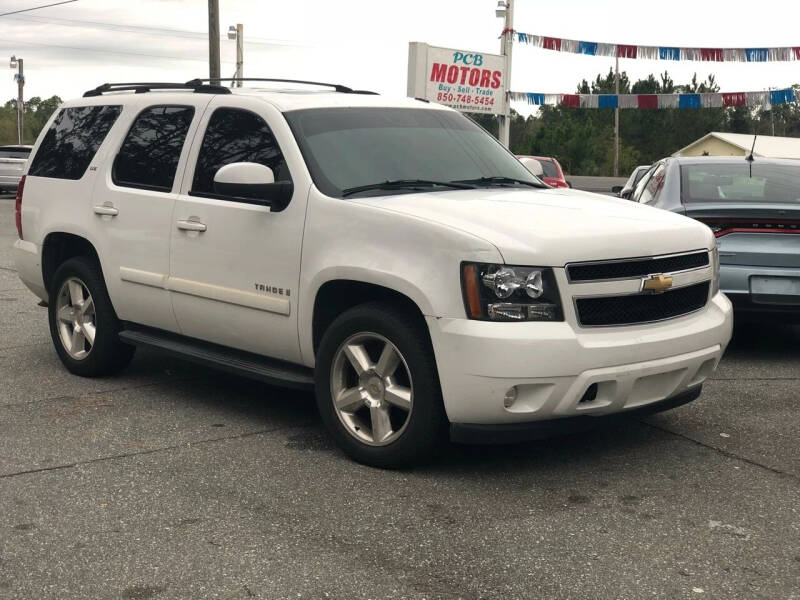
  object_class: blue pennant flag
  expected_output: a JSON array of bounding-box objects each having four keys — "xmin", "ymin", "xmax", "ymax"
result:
[
  {"xmin": 527, "ymin": 93, "xmax": 545, "ymax": 105},
  {"xmin": 659, "ymin": 47, "xmax": 681, "ymax": 61},
  {"xmin": 577, "ymin": 41, "xmax": 597, "ymax": 56},
  {"xmin": 745, "ymin": 48, "xmax": 768, "ymax": 62},
  {"xmin": 598, "ymin": 95, "xmax": 618, "ymax": 109},
  {"xmin": 770, "ymin": 88, "xmax": 794, "ymax": 105},
  {"xmin": 679, "ymin": 94, "xmax": 702, "ymax": 109}
]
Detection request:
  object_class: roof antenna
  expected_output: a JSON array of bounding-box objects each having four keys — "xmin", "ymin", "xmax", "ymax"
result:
[
  {"xmin": 746, "ymin": 133, "xmax": 757, "ymax": 178},
  {"xmin": 746, "ymin": 133, "xmax": 757, "ymax": 162}
]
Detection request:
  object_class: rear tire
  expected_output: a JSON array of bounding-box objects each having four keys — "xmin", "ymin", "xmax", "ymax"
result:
[
  {"xmin": 48, "ymin": 256, "xmax": 135, "ymax": 377},
  {"xmin": 315, "ymin": 302, "xmax": 445, "ymax": 468}
]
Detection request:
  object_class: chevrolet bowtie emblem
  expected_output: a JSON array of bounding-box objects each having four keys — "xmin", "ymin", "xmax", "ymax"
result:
[{"xmin": 642, "ymin": 274, "xmax": 673, "ymax": 294}]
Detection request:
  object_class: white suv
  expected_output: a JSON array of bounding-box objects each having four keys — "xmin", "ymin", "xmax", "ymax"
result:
[{"xmin": 13, "ymin": 79, "xmax": 732, "ymax": 467}]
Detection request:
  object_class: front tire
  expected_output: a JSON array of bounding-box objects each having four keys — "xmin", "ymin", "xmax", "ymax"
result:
[
  {"xmin": 315, "ymin": 302, "xmax": 445, "ymax": 468},
  {"xmin": 48, "ymin": 256, "xmax": 135, "ymax": 377}
]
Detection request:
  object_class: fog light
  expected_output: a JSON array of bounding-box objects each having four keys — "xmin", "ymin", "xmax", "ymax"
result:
[{"xmin": 503, "ymin": 386, "xmax": 518, "ymax": 408}]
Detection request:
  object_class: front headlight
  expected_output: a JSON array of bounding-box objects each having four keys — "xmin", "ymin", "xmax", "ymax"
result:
[
  {"xmin": 710, "ymin": 244, "xmax": 720, "ymax": 295},
  {"xmin": 461, "ymin": 263, "xmax": 564, "ymax": 321}
]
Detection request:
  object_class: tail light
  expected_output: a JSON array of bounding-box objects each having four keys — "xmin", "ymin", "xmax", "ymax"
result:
[
  {"xmin": 14, "ymin": 175, "xmax": 25, "ymax": 240},
  {"xmin": 698, "ymin": 218, "xmax": 800, "ymax": 237}
]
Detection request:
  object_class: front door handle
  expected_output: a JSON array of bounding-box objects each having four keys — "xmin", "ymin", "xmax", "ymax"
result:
[
  {"xmin": 176, "ymin": 219, "xmax": 207, "ymax": 232},
  {"xmin": 93, "ymin": 204, "xmax": 119, "ymax": 217}
]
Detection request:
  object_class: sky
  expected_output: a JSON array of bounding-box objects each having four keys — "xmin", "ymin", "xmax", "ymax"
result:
[{"xmin": 1, "ymin": 0, "xmax": 799, "ymax": 118}]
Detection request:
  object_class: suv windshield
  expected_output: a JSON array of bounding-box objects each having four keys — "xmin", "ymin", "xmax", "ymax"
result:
[
  {"xmin": 284, "ymin": 107, "xmax": 544, "ymax": 198},
  {"xmin": 682, "ymin": 162, "xmax": 800, "ymax": 204}
]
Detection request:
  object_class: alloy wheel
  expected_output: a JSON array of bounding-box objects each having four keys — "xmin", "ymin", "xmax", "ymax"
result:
[
  {"xmin": 330, "ymin": 332, "xmax": 414, "ymax": 446},
  {"xmin": 55, "ymin": 277, "xmax": 96, "ymax": 360}
]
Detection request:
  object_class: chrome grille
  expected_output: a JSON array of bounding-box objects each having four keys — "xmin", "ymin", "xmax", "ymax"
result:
[
  {"xmin": 575, "ymin": 282, "xmax": 710, "ymax": 326},
  {"xmin": 567, "ymin": 251, "xmax": 709, "ymax": 282}
]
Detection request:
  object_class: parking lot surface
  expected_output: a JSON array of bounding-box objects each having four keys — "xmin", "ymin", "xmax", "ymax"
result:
[{"xmin": 1, "ymin": 196, "xmax": 798, "ymax": 599}]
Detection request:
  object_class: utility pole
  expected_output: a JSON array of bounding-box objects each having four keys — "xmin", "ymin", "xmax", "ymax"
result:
[
  {"xmin": 228, "ymin": 23, "xmax": 243, "ymax": 86},
  {"xmin": 208, "ymin": 0, "xmax": 220, "ymax": 85},
  {"xmin": 236, "ymin": 24, "xmax": 243, "ymax": 85},
  {"xmin": 497, "ymin": 0, "xmax": 514, "ymax": 148},
  {"xmin": 768, "ymin": 88, "xmax": 775, "ymax": 136},
  {"xmin": 614, "ymin": 55, "xmax": 619, "ymax": 177},
  {"xmin": 10, "ymin": 56, "xmax": 23, "ymax": 144}
]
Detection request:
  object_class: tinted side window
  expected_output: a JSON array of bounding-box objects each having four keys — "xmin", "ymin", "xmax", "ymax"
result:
[
  {"xmin": 113, "ymin": 105, "xmax": 195, "ymax": 192},
  {"xmin": 639, "ymin": 163, "xmax": 666, "ymax": 205},
  {"xmin": 191, "ymin": 108, "xmax": 290, "ymax": 195},
  {"xmin": 29, "ymin": 105, "xmax": 121, "ymax": 180}
]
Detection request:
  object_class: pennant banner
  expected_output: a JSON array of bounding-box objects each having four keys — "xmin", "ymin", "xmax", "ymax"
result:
[
  {"xmin": 508, "ymin": 87, "xmax": 800, "ymax": 109},
  {"xmin": 507, "ymin": 30, "xmax": 800, "ymax": 63}
]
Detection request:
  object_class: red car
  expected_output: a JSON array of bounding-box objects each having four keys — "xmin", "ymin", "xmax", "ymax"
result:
[{"xmin": 516, "ymin": 155, "xmax": 570, "ymax": 188}]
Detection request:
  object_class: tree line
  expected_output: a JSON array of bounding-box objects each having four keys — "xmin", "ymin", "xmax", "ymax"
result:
[
  {"xmin": 0, "ymin": 96, "xmax": 62, "ymax": 145},
  {"xmin": 472, "ymin": 70, "xmax": 800, "ymax": 176}
]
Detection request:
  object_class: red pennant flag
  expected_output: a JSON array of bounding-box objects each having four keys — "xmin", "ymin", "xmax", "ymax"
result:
[
  {"xmin": 543, "ymin": 37, "xmax": 562, "ymax": 51},
  {"xmin": 722, "ymin": 92, "xmax": 746, "ymax": 107},
  {"xmin": 701, "ymin": 48, "xmax": 723, "ymax": 61},
  {"xmin": 617, "ymin": 44, "xmax": 638, "ymax": 58},
  {"xmin": 794, "ymin": 47, "xmax": 800, "ymax": 60},
  {"xmin": 561, "ymin": 94, "xmax": 580, "ymax": 108},
  {"xmin": 637, "ymin": 94, "xmax": 658, "ymax": 109}
]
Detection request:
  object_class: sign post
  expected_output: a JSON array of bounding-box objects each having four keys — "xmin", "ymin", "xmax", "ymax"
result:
[{"xmin": 407, "ymin": 42, "xmax": 508, "ymax": 119}]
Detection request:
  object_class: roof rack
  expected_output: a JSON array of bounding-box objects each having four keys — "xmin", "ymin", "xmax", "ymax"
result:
[
  {"xmin": 83, "ymin": 81, "xmax": 231, "ymax": 97},
  {"xmin": 184, "ymin": 78, "xmax": 378, "ymax": 95}
]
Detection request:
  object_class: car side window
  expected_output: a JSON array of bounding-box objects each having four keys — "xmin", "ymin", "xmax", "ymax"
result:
[
  {"xmin": 630, "ymin": 167, "xmax": 655, "ymax": 202},
  {"xmin": 191, "ymin": 107, "xmax": 290, "ymax": 197},
  {"xmin": 113, "ymin": 105, "xmax": 195, "ymax": 192},
  {"xmin": 28, "ymin": 105, "xmax": 122, "ymax": 180},
  {"xmin": 638, "ymin": 163, "xmax": 666, "ymax": 205}
]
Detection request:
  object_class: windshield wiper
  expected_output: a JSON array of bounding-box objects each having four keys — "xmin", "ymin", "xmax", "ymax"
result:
[
  {"xmin": 453, "ymin": 176, "xmax": 546, "ymax": 188},
  {"xmin": 341, "ymin": 179, "xmax": 476, "ymax": 197}
]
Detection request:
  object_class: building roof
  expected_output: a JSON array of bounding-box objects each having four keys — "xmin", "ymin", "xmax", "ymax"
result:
[{"xmin": 673, "ymin": 132, "xmax": 800, "ymax": 159}]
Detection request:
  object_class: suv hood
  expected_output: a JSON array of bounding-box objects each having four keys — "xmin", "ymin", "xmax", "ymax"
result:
[{"xmin": 354, "ymin": 187, "xmax": 713, "ymax": 265}]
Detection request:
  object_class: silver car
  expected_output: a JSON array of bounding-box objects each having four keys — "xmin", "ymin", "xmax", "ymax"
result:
[
  {"xmin": 0, "ymin": 145, "xmax": 32, "ymax": 192},
  {"xmin": 613, "ymin": 164, "xmax": 650, "ymax": 199},
  {"xmin": 629, "ymin": 156, "xmax": 800, "ymax": 321}
]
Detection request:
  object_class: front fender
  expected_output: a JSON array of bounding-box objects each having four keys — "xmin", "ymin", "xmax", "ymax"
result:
[{"xmin": 296, "ymin": 189, "xmax": 502, "ymax": 366}]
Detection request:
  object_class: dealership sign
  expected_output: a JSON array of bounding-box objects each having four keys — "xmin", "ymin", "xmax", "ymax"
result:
[{"xmin": 407, "ymin": 42, "xmax": 507, "ymax": 115}]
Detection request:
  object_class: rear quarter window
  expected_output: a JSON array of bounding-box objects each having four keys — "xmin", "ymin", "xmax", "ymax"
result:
[{"xmin": 28, "ymin": 105, "xmax": 122, "ymax": 180}]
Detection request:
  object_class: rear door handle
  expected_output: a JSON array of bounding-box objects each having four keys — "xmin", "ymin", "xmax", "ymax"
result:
[
  {"xmin": 93, "ymin": 204, "xmax": 119, "ymax": 216},
  {"xmin": 176, "ymin": 219, "xmax": 207, "ymax": 232}
]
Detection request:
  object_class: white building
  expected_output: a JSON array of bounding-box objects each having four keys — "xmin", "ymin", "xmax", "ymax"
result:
[{"xmin": 672, "ymin": 132, "xmax": 800, "ymax": 159}]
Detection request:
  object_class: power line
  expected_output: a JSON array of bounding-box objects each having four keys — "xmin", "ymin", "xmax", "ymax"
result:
[
  {"xmin": 4, "ymin": 13, "xmax": 307, "ymax": 46},
  {"xmin": 0, "ymin": 0, "xmax": 78, "ymax": 18},
  {"xmin": 0, "ymin": 38, "xmax": 235, "ymax": 63}
]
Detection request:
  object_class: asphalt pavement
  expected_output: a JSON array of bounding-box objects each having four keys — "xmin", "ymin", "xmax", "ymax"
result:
[{"xmin": 0, "ymin": 196, "xmax": 798, "ymax": 599}]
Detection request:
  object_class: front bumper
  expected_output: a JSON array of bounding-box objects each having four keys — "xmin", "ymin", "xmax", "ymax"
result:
[
  {"xmin": 426, "ymin": 292, "xmax": 732, "ymax": 425},
  {"xmin": 450, "ymin": 385, "xmax": 702, "ymax": 444}
]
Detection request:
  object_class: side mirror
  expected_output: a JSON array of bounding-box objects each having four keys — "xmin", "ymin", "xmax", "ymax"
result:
[
  {"xmin": 611, "ymin": 185, "xmax": 623, "ymax": 195},
  {"xmin": 213, "ymin": 162, "xmax": 293, "ymax": 211},
  {"xmin": 518, "ymin": 157, "xmax": 544, "ymax": 177}
]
